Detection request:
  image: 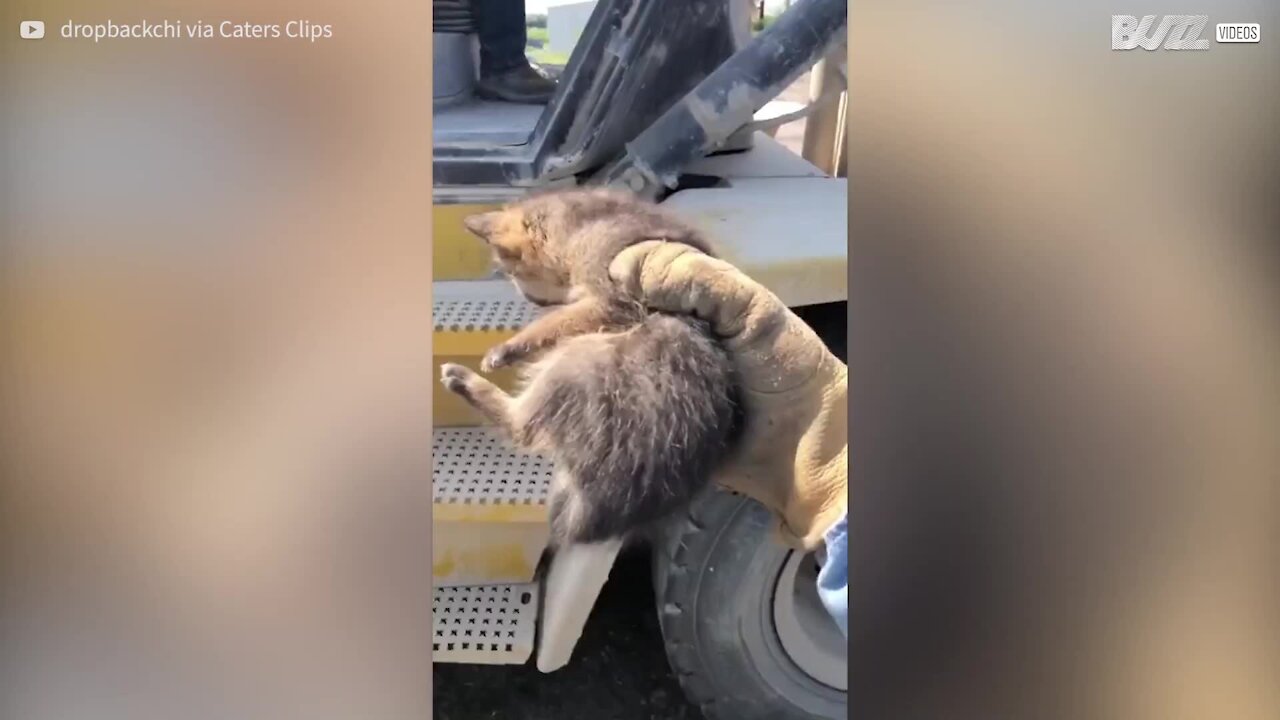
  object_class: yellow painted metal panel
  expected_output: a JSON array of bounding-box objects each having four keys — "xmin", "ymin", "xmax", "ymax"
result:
[
  {"xmin": 432, "ymin": 518, "xmax": 549, "ymax": 585},
  {"xmin": 433, "ymin": 355, "xmax": 522, "ymax": 427},
  {"xmin": 432, "ymin": 423, "xmax": 551, "ymax": 584},
  {"xmin": 432, "ymin": 503, "xmax": 548, "ymax": 524},
  {"xmin": 433, "ymin": 204, "xmax": 501, "ymax": 281},
  {"xmin": 432, "ymin": 329, "xmax": 514, "ymax": 357}
]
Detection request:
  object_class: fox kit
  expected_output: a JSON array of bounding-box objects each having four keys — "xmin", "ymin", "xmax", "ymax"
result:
[{"xmin": 439, "ymin": 188, "xmax": 743, "ymax": 546}]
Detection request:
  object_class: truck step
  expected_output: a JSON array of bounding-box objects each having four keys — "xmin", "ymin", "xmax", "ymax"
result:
[
  {"xmin": 434, "ymin": 279, "xmax": 537, "ymax": 335},
  {"xmin": 434, "ymin": 279, "xmax": 540, "ymax": 426},
  {"xmin": 433, "ymin": 582, "xmax": 540, "ymax": 665},
  {"xmin": 433, "ymin": 427, "xmax": 552, "ymax": 585}
]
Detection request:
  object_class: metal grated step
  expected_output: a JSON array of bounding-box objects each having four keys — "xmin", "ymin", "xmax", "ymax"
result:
[
  {"xmin": 433, "ymin": 583, "xmax": 539, "ymax": 665},
  {"xmin": 433, "ymin": 279, "xmax": 541, "ymax": 333},
  {"xmin": 432, "ymin": 427, "xmax": 553, "ymax": 586},
  {"xmin": 433, "ymin": 427, "xmax": 553, "ymax": 509}
]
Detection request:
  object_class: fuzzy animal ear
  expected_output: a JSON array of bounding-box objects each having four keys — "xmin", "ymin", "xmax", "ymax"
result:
[{"xmin": 462, "ymin": 211, "xmax": 501, "ymax": 241}]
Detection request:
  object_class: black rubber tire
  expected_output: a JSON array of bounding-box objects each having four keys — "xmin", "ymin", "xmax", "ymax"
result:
[{"xmin": 652, "ymin": 491, "xmax": 847, "ymax": 720}]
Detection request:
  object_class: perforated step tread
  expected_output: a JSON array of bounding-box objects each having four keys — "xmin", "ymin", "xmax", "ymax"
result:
[
  {"xmin": 433, "ymin": 279, "xmax": 541, "ymax": 333},
  {"xmin": 433, "ymin": 583, "xmax": 539, "ymax": 665},
  {"xmin": 432, "ymin": 427, "xmax": 552, "ymax": 508}
]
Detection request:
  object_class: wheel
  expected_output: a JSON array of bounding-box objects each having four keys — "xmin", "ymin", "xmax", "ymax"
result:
[{"xmin": 652, "ymin": 491, "xmax": 848, "ymax": 720}]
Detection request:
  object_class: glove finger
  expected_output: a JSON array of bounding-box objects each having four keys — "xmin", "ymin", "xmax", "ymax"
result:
[
  {"xmin": 612, "ymin": 240, "xmax": 833, "ymax": 389},
  {"xmin": 611, "ymin": 241, "xmax": 740, "ymax": 328},
  {"xmin": 635, "ymin": 242, "xmax": 707, "ymax": 313},
  {"xmin": 607, "ymin": 240, "xmax": 669, "ymax": 300},
  {"xmin": 654, "ymin": 250, "xmax": 775, "ymax": 340}
]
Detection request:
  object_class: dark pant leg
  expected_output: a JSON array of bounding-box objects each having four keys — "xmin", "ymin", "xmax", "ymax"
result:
[{"xmin": 473, "ymin": 0, "xmax": 528, "ymax": 76}]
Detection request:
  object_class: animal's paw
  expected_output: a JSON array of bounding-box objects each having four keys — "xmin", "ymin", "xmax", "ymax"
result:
[
  {"xmin": 480, "ymin": 344, "xmax": 518, "ymax": 373},
  {"xmin": 440, "ymin": 363, "xmax": 474, "ymax": 395}
]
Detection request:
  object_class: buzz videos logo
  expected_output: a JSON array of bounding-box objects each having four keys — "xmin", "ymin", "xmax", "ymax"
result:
[
  {"xmin": 1113, "ymin": 15, "xmax": 1210, "ymax": 50},
  {"xmin": 1112, "ymin": 15, "xmax": 1261, "ymax": 50}
]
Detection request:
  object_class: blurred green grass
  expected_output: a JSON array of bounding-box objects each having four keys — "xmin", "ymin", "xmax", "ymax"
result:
[
  {"xmin": 527, "ymin": 47, "xmax": 570, "ymax": 66},
  {"xmin": 526, "ymin": 23, "xmax": 566, "ymax": 66}
]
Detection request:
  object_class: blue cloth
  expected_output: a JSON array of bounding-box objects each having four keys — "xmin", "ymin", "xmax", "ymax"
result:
[{"xmin": 816, "ymin": 512, "xmax": 848, "ymax": 637}]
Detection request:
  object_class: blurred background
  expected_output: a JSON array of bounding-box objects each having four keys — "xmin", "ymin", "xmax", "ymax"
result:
[
  {"xmin": 847, "ymin": 2, "xmax": 1278, "ymax": 719},
  {"xmin": 2, "ymin": 1, "xmax": 431, "ymax": 719}
]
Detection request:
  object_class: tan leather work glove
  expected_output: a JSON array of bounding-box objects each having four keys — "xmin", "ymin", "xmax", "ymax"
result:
[{"xmin": 609, "ymin": 241, "xmax": 848, "ymax": 550}]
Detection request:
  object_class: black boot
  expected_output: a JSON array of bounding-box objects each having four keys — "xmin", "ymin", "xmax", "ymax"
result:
[{"xmin": 476, "ymin": 62, "xmax": 558, "ymax": 104}]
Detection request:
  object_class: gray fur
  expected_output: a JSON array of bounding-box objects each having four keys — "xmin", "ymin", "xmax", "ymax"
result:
[
  {"xmin": 441, "ymin": 189, "xmax": 742, "ymax": 546},
  {"xmin": 520, "ymin": 314, "xmax": 741, "ymax": 544}
]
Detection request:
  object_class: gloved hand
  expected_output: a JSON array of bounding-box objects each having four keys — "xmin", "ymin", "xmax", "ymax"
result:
[{"xmin": 609, "ymin": 241, "xmax": 848, "ymax": 550}]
